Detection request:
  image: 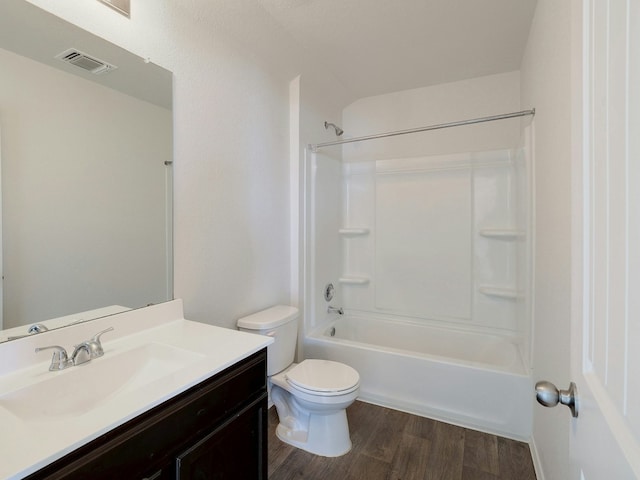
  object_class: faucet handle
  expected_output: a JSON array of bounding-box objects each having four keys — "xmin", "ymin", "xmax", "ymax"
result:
[
  {"xmin": 86, "ymin": 327, "xmax": 114, "ymax": 358},
  {"xmin": 35, "ymin": 345, "xmax": 72, "ymax": 371}
]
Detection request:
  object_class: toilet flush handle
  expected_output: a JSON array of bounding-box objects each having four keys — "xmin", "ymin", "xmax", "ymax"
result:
[{"xmin": 266, "ymin": 331, "xmax": 276, "ymax": 337}]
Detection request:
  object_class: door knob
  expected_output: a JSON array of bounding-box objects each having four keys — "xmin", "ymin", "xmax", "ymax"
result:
[{"xmin": 535, "ymin": 380, "xmax": 578, "ymax": 418}]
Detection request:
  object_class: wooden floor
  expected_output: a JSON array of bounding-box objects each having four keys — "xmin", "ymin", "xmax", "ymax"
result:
[{"xmin": 268, "ymin": 401, "xmax": 536, "ymax": 480}]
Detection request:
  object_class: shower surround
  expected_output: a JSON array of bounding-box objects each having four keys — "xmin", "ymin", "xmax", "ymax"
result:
[
  {"xmin": 303, "ymin": 141, "xmax": 533, "ymax": 439},
  {"xmin": 301, "ymin": 72, "xmax": 533, "ymax": 439},
  {"xmin": 337, "ymin": 150, "xmax": 529, "ymax": 331}
]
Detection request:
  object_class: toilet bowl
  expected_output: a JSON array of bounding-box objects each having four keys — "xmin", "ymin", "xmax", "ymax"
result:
[
  {"xmin": 270, "ymin": 359, "xmax": 360, "ymax": 457},
  {"xmin": 237, "ymin": 305, "xmax": 360, "ymax": 457}
]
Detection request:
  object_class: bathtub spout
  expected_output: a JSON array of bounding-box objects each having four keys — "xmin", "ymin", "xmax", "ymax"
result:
[{"xmin": 327, "ymin": 306, "xmax": 344, "ymax": 315}]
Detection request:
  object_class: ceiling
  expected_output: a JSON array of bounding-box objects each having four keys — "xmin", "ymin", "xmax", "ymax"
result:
[
  {"xmin": 4, "ymin": 0, "xmax": 537, "ymax": 107},
  {"xmin": 258, "ymin": 0, "xmax": 538, "ymax": 99}
]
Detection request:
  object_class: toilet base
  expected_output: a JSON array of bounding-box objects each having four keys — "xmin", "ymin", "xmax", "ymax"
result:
[{"xmin": 275, "ymin": 408, "xmax": 352, "ymax": 457}]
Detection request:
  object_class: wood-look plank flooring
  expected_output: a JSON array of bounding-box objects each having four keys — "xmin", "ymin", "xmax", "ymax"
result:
[{"xmin": 268, "ymin": 401, "xmax": 536, "ymax": 480}]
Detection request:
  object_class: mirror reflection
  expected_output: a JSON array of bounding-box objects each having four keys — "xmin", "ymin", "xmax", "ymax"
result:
[{"xmin": 0, "ymin": 0, "xmax": 173, "ymax": 342}]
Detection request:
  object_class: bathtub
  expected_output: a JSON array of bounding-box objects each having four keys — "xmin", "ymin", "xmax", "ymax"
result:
[{"xmin": 305, "ymin": 314, "xmax": 532, "ymax": 440}]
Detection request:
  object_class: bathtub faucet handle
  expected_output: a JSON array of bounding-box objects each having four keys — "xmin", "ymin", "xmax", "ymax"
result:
[{"xmin": 327, "ymin": 306, "xmax": 344, "ymax": 315}]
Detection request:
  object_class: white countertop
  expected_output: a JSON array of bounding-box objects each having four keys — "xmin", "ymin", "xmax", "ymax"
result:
[{"xmin": 0, "ymin": 300, "xmax": 272, "ymax": 479}]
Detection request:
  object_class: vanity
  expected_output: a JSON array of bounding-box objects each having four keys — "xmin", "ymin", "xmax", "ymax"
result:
[{"xmin": 0, "ymin": 300, "xmax": 272, "ymax": 479}]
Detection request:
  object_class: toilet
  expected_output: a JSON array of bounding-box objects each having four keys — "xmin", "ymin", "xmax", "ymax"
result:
[{"xmin": 237, "ymin": 305, "xmax": 360, "ymax": 457}]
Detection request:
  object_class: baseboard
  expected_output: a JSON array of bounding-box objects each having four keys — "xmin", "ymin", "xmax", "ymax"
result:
[
  {"xmin": 356, "ymin": 393, "xmax": 530, "ymax": 443},
  {"xmin": 529, "ymin": 435, "xmax": 545, "ymax": 480}
]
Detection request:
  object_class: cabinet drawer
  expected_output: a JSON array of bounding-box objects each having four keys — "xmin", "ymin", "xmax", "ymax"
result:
[{"xmin": 27, "ymin": 349, "xmax": 267, "ymax": 480}]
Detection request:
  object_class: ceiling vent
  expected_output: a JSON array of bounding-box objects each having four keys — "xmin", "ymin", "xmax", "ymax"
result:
[{"xmin": 55, "ymin": 48, "xmax": 117, "ymax": 75}]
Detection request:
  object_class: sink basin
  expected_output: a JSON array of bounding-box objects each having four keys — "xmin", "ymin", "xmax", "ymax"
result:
[{"xmin": 0, "ymin": 343, "xmax": 205, "ymax": 421}]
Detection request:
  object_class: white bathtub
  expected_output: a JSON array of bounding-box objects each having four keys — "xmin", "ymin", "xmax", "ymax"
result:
[{"xmin": 305, "ymin": 314, "xmax": 532, "ymax": 440}]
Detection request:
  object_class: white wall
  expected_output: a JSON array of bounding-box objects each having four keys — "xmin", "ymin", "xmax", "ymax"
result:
[
  {"xmin": 23, "ymin": 0, "xmax": 350, "ymax": 330},
  {"xmin": 520, "ymin": 0, "xmax": 573, "ymax": 478},
  {"xmin": 342, "ymin": 71, "xmax": 523, "ymax": 162},
  {"xmin": 0, "ymin": 46, "xmax": 171, "ymax": 328}
]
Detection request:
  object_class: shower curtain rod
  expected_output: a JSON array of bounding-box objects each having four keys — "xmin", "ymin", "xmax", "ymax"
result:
[{"xmin": 308, "ymin": 108, "xmax": 535, "ymax": 152}]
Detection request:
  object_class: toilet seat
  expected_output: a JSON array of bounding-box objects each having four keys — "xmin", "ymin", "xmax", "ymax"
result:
[
  {"xmin": 287, "ymin": 380, "xmax": 360, "ymax": 397},
  {"xmin": 285, "ymin": 359, "xmax": 360, "ymax": 396}
]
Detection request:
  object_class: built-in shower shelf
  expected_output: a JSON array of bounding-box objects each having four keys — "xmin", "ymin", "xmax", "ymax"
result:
[
  {"xmin": 479, "ymin": 228, "xmax": 524, "ymax": 240},
  {"xmin": 478, "ymin": 286, "xmax": 521, "ymax": 300},
  {"xmin": 339, "ymin": 228, "xmax": 370, "ymax": 236},
  {"xmin": 339, "ymin": 276, "xmax": 370, "ymax": 285}
]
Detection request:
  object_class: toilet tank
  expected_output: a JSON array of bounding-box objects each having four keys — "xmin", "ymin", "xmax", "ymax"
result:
[{"xmin": 237, "ymin": 305, "xmax": 299, "ymax": 376}]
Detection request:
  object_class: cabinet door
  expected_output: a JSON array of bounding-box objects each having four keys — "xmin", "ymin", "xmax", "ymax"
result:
[{"xmin": 176, "ymin": 396, "xmax": 267, "ymax": 480}]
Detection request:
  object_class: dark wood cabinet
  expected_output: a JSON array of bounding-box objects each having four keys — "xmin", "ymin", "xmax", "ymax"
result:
[
  {"xmin": 26, "ymin": 349, "xmax": 268, "ymax": 480},
  {"xmin": 176, "ymin": 399, "xmax": 265, "ymax": 479}
]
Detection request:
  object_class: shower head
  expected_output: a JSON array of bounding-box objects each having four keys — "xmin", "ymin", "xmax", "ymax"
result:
[{"xmin": 324, "ymin": 121, "xmax": 344, "ymax": 136}]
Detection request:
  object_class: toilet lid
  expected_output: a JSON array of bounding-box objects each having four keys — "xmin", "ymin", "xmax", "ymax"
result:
[{"xmin": 285, "ymin": 359, "xmax": 360, "ymax": 393}]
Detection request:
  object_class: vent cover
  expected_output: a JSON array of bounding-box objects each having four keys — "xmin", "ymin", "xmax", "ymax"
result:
[{"xmin": 55, "ymin": 49, "xmax": 117, "ymax": 75}]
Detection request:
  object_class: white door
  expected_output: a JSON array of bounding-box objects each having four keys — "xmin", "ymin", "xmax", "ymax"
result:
[
  {"xmin": 570, "ymin": 0, "xmax": 640, "ymax": 477},
  {"xmin": 0, "ymin": 126, "xmax": 3, "ymax": 330}
]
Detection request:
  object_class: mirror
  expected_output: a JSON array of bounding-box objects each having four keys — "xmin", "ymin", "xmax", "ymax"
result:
[{"xmin": 0, "ymin": 0, "xmax": 173, "ymax": 342}]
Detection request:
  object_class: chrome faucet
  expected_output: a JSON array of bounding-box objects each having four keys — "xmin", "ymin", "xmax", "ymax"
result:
[
  {"xmin": 35, "ymin": 327, "xmax": 114, "ymax": 371},
  {"xmin": 27, "ymin": 323, "xmax": 49, "ymax": 334},
  {"xmin": 71, "ymin": 343, "xmax": 92, "ymax": 366},
  {"xmin": 7, "ymin": 323, "xmax": 50, "ymax": 340},
  {"xmin": 327, "ymin": 305, "xmax": 344, "ymax": 315}
]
